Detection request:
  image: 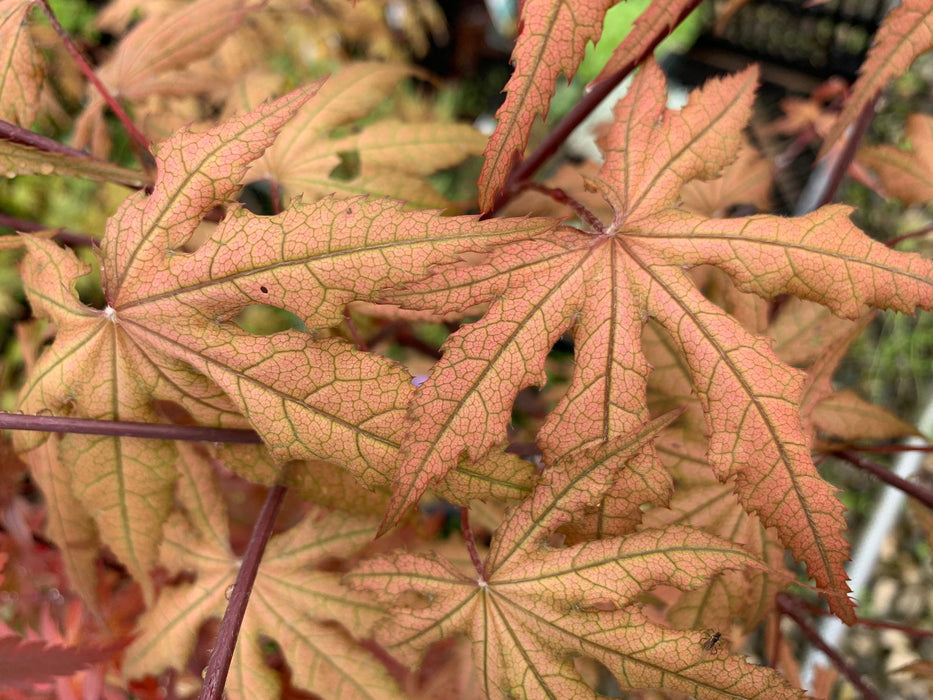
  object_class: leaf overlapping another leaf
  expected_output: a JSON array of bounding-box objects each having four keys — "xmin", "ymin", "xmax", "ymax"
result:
[
  {"xmin": 246, "ymin": 62, "xmax": 486, "ymax": 209},
  {"xmin": 821, "ymin": 0, "xmax": 933, "ymax": 158},
  {"xmin": 16, "ymin": 78, "xmax": 549, "ymax": 591},
  {"xmin": 382, "ymin": 59, "xmax": 933, "ymax": 623},
  {"xmin": 126, "ymin": 444, "xmax": 402, "ymax": 700},
  {"xmin": 349, "ymin": 415, "xmax": 802, "ymax": 699}
]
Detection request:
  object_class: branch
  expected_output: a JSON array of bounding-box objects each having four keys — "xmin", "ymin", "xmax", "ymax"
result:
[
  {"xmin": 776, "ymin": 593, "xmax": 881, "ymax": 700},
  {"xmin": 485, "ymin": 0, "xmax": 704, "ymax": 217},
  {"xmin": 0, "ymin": 119, "xmax": 95, "ymax": 160},
  {"xmin": 835, "ymin": 449, "xmax": 933, "ymax": 510},
  {"xmin": 460, "ymin": 506, "xmax": 486, "ymax": 581},
  {"xmin": 0, "ymin": 214, "xmax": 99, "ymax": 248},
  {"xmin": 0, "ymin": 412, "xmax": 263, "ymax": 445},
  {"xmin": 813, "ymin": 93, "xmax": 881, "ymax": 209},
  {"xmin": 36, "ymin": 0, "xmax": 153, "ymax": 165},
  {"xmin": 198, "ymin": 483, "xmax": 287, "ymax": 700},
  {"xmin": 887, "ymin": 223, "xmax": 933, "ymax": 248}
]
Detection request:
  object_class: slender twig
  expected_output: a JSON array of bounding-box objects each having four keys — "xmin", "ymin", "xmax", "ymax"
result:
[
  {"xmin": 776, "ymin": 593, "xmax": 882, "ymax": 700},
  {"xmin": 0, "ymin": 412, "xmax": 263, "ymax": 444},
  {"xmin": 835, "ymin": 449, "xmax": 933, "ymax": 510},
  {"xmin": 36, "ymin": 0, "xmax": 153, "ymax": 163},
  {"xmin": 0, "ymin": 119, "xmax": 97, "ymax": 160},
  {"xmin": 788, "ymin": 597, "xmax": 933, "ymax": 639},
  {"xmin": 813, "ymin": 94, "xmax": 881, "ymax": 209},
  {"xmin": 525, "ymin": 183, "xmax": 605, "ymax": 234},
  {"xmin": 198, "ymin": 483, "xmax": 287, "ymax": 700},
  {"xmin": 485, "ymin": 0, "xmax": 704, "ymax": 217},
  {"xmin": 848, "ymin": 443, "xmax": 933, "ymax": 454},
  {"xmin": 0, "ymin": 214, "xmax": 98, "ymax": 247},
  {"xmin": 344, "ymin": 310, "xmax": 369, "ymax": 351},
  {"xmin": 460, "ymin": 507, "xmax": 486, "ymax": 581},
  {"xmin": 887, "ymin": 223, "xmax": 933, "ymax": 248}
]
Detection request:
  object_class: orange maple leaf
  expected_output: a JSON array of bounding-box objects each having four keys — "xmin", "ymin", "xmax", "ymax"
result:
[
  {"xmin": 820, "ymin": 0, "xmax": 933, "ymax": 158},
  {"xmin": 477, "ymin": 0, "xmax": 615, "ymax": 211},
  {"xmin": 382, "ymin": 60, "xmax": 933, "ymax": 623},
  {"xmin": 16, "ymin": 79, "xmax": 541, "ymax": 596},
  {"xmin": 349, "ymin": 415, "xmax": 803, "ymax": 699},
  {"xmin": 0, "ymin": 0, "xmax": 44, "ymax": 127},
  {"xmin": 126, "ymin": 443, "xmax": 403, "ymax": 700}
]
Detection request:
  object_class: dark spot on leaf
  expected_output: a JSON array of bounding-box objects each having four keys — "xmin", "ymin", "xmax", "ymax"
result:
[
  {"xmin": 346, "ymin": 208, "xmax": 353, "ymax": 215},
  {"xmin": 260, "ymin": 286, "xmax": 268, "ymax": 294}
]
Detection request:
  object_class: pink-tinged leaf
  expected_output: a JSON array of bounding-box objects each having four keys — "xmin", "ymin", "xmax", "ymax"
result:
[
  {"xmin": 382, "ymin": 60, "xmax": 933, "ymax": 622},
  {"xmin": 24, "ymin": 438, "xmax": 101, "ymax": 605},
  {"xmin": 349, "ymin": 418, "xmax": 801, "ymax": 699},
  {"xmin": 859, "ymin": 113, "xmax": 933, "ymax": 205},
  {"xmin": 0, "ymin": 0, "xmax": 43, "ymax": 126},
  {"xmin": 821, "ymin": 0, "xmax": 933, "ymax": 158},
  {"xmin": 591, "ymin": 0, "xmax": 700, "ymax": 85},
  {"xmin": 126, "ymin": 443, "xmax": 403, "ymax": 700},
  {"xmin": 16, "ymin": 89, "xmax": 317, "ymax": 594},
  {"xmin": 477, "ymin": 0, "xmax": 615, "ymax": 211},
  {"xmin": 19, "ymin": 80, "xmax": 546, "ymax": 587}
]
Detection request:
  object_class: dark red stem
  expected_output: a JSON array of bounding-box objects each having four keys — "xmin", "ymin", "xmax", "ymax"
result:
[
  {"xmin": 0, "ymin": 411, "xmax": 263, "ymax": 445},
  {"xmin": 813, "ymin": 93, "xmax": 881, "ymax": 208},
  {"xmin": 835, "ymin": 449, "xmax": 933, "ymax": 510},
  {"xmin": 486, "ymin": 0, "xmax": 704, "ymax": 217},
  {"xmin": 0, "ymin": 118, "xmax": 95, "ymax": 160},
  {"xmin": 0, "ymin": 214, "xmax": 98, "ymax": 247},
  {"xmin": 525, "ymin": 183, "xmax": 605, "ymax": 234},
  {"xmin": 776, "ymin": 593, "xmax": 881, "ymax": 700},
  {"xmin": 36, "ymin": 0, "xmax": 153, "ymax": 164},
  {"xmin": 460, "ymin": 507, "xmax": 486, "ymax": 581},
  {"xmin": 848, "ymin": 443, "xmax": 933, "ymax": 454},
  {"xmin": 887, "ymin": 223, "xmax": 933, "ymax": 248},
  {"xmin": 198, "ymin": 483, "xmax": 287, "ymax": 700}
]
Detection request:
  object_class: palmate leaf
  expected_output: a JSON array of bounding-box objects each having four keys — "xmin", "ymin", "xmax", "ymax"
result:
[
  {"xmin": 16, "ymin": 79, "xmax": 547, "ymax": 592},
  {"xmin": 349, "ymin": 415, "xmax": 802, "ymax": 699},
  {"xmin": 125, "ymin": 443, "xmax": 402, "ymax": 700},
  {"xmin": 383, "ymin": 60, "xmax": 933, "ymax": 622}
]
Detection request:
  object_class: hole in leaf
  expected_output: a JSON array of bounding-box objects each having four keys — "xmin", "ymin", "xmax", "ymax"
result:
[
  {"xmin": 575, "ymin": 656, "xmax": 620, "ymax": 696},
  {"xmin": 232, "ymin": 305, "xmax": 305, "ymax": 335},
  {"xmin": 508, "ymin": 335, "xmax": 574, "ymax": 454},
  {"xmin": 329, "ymin": 151, "xmax": 361, "ymax": 181}
]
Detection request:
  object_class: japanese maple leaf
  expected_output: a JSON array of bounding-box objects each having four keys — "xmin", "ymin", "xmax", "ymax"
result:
[
  {"xmin": 17, "ymin": 80, "xmax": 546, "ymax": 593},
  {"xmin": 348, "ymin": 415, "xmax": 803, "ymax": 699},
  {"xmin": 382, "ymin": 59, "xmax": 933, "ymax": 623},
  {"xmin": 72, "ymin": 0, "xmax": 250, "ymax": 155},
  {"xmin": 246, "ymin": 62, "xmax": 487, "ymax": 210},
  {"xmin": 821, "ymin": 0, "xmax": 933, "ymax": 158},
  {"xmin": 0, "ymin": 0, "xmax": 43, "ymax": 126},
  {"xmin": 477, "ymin": 0, "xmax": 698, "ymax": 210},
  {"xmin": 126, "ymin": 443, "xmax": 402, "ymax": 700}
]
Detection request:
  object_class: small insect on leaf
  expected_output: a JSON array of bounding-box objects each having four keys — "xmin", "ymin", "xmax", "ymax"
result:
[{"xmin": 701, "ymin": 630, "xmax": 725, "ymax": 654}]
